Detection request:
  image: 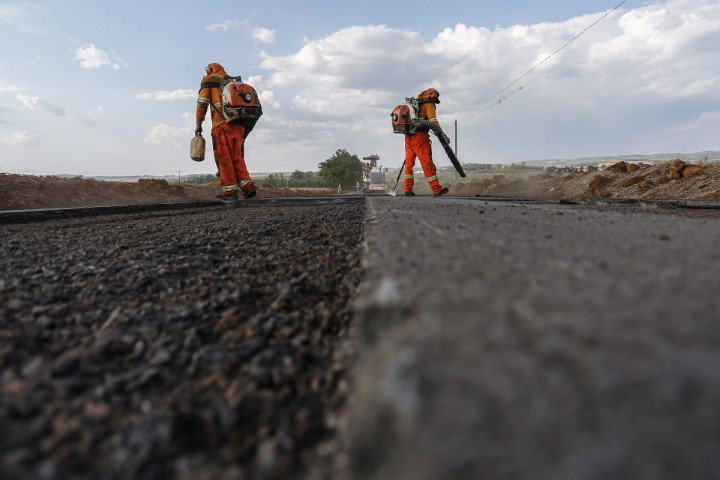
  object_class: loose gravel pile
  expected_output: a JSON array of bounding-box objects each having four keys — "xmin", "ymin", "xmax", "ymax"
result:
[{"xmin": 0, "ymin": 199, "xmax": 365, "ymax": 479}]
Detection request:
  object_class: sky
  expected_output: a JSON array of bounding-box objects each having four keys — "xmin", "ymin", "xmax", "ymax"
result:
[{"xmin": 0, "ymin": 0, "xmax": 719, "ymax": 176}]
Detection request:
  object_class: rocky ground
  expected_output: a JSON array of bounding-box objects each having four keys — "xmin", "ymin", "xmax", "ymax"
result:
[
  {"xmin": 2, "ymin": 159, "xmax": 719, "ymax": 212},
  {"xmin": 0, "ymin": 174, "xmax": 334, "ymax": 211},
  {"xmin": 0, "ymin": 199, "xmax": 365, "ymax": 479},
  {"xmin": 448, "ymin": 159, "xmax": 720, "ymax": 202}
]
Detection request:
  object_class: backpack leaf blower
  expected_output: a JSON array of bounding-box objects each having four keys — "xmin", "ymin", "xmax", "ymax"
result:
[{"xmin": 390, "ymin": 103, "xmax": 466, "ymax": 178}]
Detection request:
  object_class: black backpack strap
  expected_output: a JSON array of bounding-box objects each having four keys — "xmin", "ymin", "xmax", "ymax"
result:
[{"xmin": 199, "ymin": 81, "xmax": 223, "ymax": 114}]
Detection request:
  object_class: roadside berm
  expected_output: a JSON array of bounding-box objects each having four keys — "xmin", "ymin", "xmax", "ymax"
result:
[{"xmin": 447, "ymin": 160, "xmax": 719, "ymax": 202}]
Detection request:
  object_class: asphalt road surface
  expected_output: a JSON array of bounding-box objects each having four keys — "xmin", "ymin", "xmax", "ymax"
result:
[
  {"xmin": 2, "ymin": 196, "xmax": 720, "ymax": 479},
  {"xmin": 345, "ymin": 196, "xmax": 720, "ymax": 480}
]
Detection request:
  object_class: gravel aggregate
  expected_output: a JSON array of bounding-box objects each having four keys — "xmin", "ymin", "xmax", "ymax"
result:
[{"xmin": 0, "ymin": 199, "xmax": 365, "ymax": 479}]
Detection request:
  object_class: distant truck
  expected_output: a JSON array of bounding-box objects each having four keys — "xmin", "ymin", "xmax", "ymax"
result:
[{"xmin": 363, "ymin": 155, "xmax": 386, "ymax": 192}]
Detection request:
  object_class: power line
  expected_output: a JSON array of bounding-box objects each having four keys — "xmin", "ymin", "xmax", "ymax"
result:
[
  {"xmin": 485, "ymin": 18, "xmax": 623, "ymax": 110},
  {"xmin": 460, "ymin": 0, "xmax": 628, "ymax": 122}
]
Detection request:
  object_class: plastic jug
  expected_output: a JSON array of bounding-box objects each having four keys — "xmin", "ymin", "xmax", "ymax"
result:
[{"xmin": 190, "ymin": 133, "xmax": 206, "ymax": 162}]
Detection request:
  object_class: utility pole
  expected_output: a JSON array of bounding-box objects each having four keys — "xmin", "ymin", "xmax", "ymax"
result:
[
  {"xmin": 177, "ymin": 170, "xmax": 182, "ymax": 183},
  {"xmin": 454, "ymin": 119, "xmax": 458, "ymax": 159}
]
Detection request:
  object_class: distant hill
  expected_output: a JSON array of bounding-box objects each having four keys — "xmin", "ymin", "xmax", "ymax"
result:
[
  {"xmin": 51, "ymin": 174, "xmax": 179, "ymax": 182},
  {"xmin": 525, "ymin": 151, "xmax": 720, "ymax": 167},
  {"xmin": 50, "ymin": 172, "xmax": 289, "ymax": 182},
  {"xmin": 36, "ymin": 151, "xmax": 720, "ymax": 180}
]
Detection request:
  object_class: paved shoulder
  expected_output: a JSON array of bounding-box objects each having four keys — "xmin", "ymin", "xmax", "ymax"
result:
[{"xmin": 345, "ymin": 196, "xmax": 720, "ymax": 480}]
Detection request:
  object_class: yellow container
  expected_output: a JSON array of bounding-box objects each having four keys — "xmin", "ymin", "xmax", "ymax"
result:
[{"xmin": 190, "ymin": 133, "xmax": 205, "ymax": 162}]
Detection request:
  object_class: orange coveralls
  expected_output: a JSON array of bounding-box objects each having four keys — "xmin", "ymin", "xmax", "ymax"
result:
[
  {"xmin": 196, "ymin": 68, "xmax": 255, "ymax": 197},
  {"xmin": 403, "ymin": 100, "xmax": 444, "ymax": 195}
]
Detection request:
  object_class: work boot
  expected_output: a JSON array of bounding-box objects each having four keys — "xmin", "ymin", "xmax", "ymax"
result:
[
  {"xmin": 404, "ymin": 191, "xmax": 415, "ymax": 196},
  {"xmin": 216, "ymin": 193, "xmax": 238, "ymax": 204},
  {"xmin": 433, "ymin": 187, "xmax": 449, "ymax": 197},
  {"xmin": 243, "ymin": 188, "xmax": 257, "ymax": 199}
]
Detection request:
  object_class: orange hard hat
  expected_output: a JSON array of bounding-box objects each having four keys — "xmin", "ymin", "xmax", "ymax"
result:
[
  {"xmin": 205, "ymin": 63, "xmax": 224, "ymax": 75},
  {"xmin": 419, "ymin": 87, "xmax": 441, "ymax": 103}
]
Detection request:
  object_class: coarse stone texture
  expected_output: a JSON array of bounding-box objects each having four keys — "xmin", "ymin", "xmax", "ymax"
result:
[{"xmin": 0, "ymin": 199, "xmax": 365, "ymax": 479}]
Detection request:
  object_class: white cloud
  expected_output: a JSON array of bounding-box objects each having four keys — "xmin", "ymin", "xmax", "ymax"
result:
[
  {"xmin": 205, "ymin": 20, "xmax": 243, "ymax": 32},
  {"xmin": 258, "ymin": 89, "xmax": 280, "ymax": 110},
  {"xmin": 81, "ymin": 106, "xmax": 106, "ymax": 126},
  {"xmin": 15, "ymin": 94, "xmax": 41, "ymax": 109},
  {"xmin": 1, "ymin": 131, "xmax": 40, "ymax": 146},
  {"xmin": 12, "ymin": 0, "xmax": 716, "ymax": 175},
  {"xmin": 74, "ymin": 44, "xmax": 128, "ymax": 70},
  {"xmin": 135, "ymin": 89, "xmax": 196, "ymax": 101},
  {"xmin": 0, "ymin": 81, "xmax": 20, "ymax": 94},
  {"xmin": 253, "ymin": 27, "xmax": 276, "ymax": 43},
  {"xmin": 261, "ymin": 25, "xmax": 427, "ymax": 93},
  {"xmin": 87, "ymin": 106, "xmax": 104, "ymax": 119},
  {"xmin": 145, "ymin": 122, "xmax": 189, "ymax": 149},
  {"xmin": 0, "ymin": 5, "xmax": 25, "ymax": 22},
  {"xmin": 205, "ymin": 19, "xmax": 276, "ymax": 43},
  {"xmin": 0, "ymin": 4, "xmax": 44, "ymax": 34},
  {"xmin": 15, "ymin": 94, "xmax": 66, "ymax": 116},
  {"xmin": 248, "ymin": 0, "xmax": 720, "ymax": 169}
]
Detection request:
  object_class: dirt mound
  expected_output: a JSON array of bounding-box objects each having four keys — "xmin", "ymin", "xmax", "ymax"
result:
[
  {"xmin": 0, "ymin": 174, "xmax": 335, "ymax": 211},
  {"xmin": 4, "ymin": 160, "xmax": 720, "ymax": 211},
  {"xmin": 447, "ymin": 160, "xmax": 720, "ymax": 202}
]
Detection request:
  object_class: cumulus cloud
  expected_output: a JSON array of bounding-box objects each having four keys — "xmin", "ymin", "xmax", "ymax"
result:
[
  {"xmin": 205, "ymin": 19, "xmax": 276, "ymax": 43},
  {"xmin": 258, "ymin": 89, "xmax": 280, "ymax": 110},
  {"xmin": 1, "ymin": 131, "xmax": 40, "ymax": 146},
  {"xmin": 271, "ymin": 2, "xmax": 715, "ymax": 107},
  {"xmin": 0, "ymin": 81, "xmax": 20, "ymax": 94},
  {"xmin": 15, "ymin": 94, "xmax": 67, "ymax": 116},
  {"xmin": 135, "ymin": 89, "xmax": 196, "ymax": 101},
  {"xmin": 80, "ymin": 106, "xmax": 106, "ymax": 126},
  {"xmin": 205, "ymin": 20, "xmax": 243, "ymax": 32},
  {"xmin": 0, "ymin": 4, "xmax": 44, "ymax": 34},
  {"xmin": 254, "ymin": 0, "xmax": 720, "ymax": 166},
  {"xmin": 262, "ymin": 25, "xmax": 426, "ymax": 91},
  {"xmin": 145, "ymin": 122, "xmax": 188, "ymax": 149},
  {"xmin": 74, "ymin": 44, "xmax": 128, "ymax": 70},
  {"xmin": 0, "ymin": 5, "xmax": 25, "ymax": 22},
  {"xmin": 253, "ymin": 27, "xmax": 276, "ymax": 43},
  {"xmin": 87, "ymin": 106, "xmax": 104, "ymax": 119}
]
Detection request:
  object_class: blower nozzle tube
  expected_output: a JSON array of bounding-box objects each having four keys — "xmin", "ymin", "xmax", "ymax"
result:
[{"xmin": 414, "ymin": 120, "xmax": 466, "ymax": 178}]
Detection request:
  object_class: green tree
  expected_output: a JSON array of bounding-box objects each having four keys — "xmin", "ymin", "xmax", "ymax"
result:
[
  {"xmin": 290, "ymin": 170, "xmax": 312, "ymax": 181},
  {"xmin": 266, "ymin": 173, "xmax": 285, "ymax": 187},
  {"xmin": 179, "ymin": 173, "xmax": 217, "ymax": 184},
  {"xmin": 317, "ymin": 149, "xmax": 363, "ymax": 189}
]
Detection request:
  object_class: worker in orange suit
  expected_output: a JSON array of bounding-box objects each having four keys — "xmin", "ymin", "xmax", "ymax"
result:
[
  {"xmin": 195, "ymin": 63, "xmax": 256, "ymax": 203},
  {"xmin": 403, "ymin": 87, "xmax": 450, "ymax": 197}
]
